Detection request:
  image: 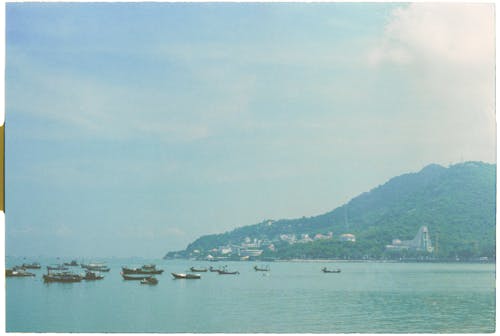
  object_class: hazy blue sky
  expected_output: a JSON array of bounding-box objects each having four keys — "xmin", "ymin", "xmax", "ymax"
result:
[{"xmin": 5, "ymin": 3, "xmax": 495, "ymax": 258}]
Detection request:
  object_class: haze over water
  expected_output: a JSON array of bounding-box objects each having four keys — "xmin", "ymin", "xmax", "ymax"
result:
[{"xmin": 6, "ymin": 258, "xmax": 495, "ymax": 333}]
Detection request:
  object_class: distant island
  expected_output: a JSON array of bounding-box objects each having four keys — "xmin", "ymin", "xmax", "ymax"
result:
[{"xmin": 165, "ymin": 162, "xmax": 495, "ymax": 262}]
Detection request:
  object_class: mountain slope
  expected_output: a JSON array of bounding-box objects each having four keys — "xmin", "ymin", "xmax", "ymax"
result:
[{"xmin": 166, "ymin": 162, "xmax": 495, "ymax": 259}]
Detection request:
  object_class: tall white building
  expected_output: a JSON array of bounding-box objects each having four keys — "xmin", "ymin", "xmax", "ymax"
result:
[{"xmin": 386, "ymin": 226, "xmax": 433, "ymax": 252}]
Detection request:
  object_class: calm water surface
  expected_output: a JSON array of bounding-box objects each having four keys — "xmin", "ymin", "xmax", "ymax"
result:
[{"xmin": 6, "ymin": 258, "xmax": 495, "ymax": 333}]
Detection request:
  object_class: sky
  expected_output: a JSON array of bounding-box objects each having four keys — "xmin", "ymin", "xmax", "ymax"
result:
[{"xmin": 5, "ymin": 3, "xmax": 496, "ymax": 258}]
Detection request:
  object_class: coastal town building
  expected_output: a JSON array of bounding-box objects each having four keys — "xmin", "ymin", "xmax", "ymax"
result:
[
  {"xmin": 218, "ymin": 246, "xmax": 232, "ymax": 255},
  {"xmin": 298, "ymin": 234, "xmax": 314, "ymax": 243},
  {"xmin": 239, "ymin": 248, "xmax": 263, "ymax": 257},
  {"xmin": 314, "ymin": 232, "xmax": 333, "ymax": 240},
  {"xmin": 280, "ymin": 234, "xmax": 297, "ymax": 244},
  {"xmin": 339, "ymin": 233, "xmax": 356, "ymax": 242}
]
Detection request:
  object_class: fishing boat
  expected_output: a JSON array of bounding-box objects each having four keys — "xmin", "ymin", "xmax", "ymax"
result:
[
  {"xmin": 86, "ymin": 265, "xmax": 110, "ymax": 272},
  {"xmin": 171, "ymin": 272, "xmax": 201, "ymax": 279},
  {"xmin": 122, "ymin": 265, "xmax": 163, "ymax": 275},
  {"xmin": 209, "ymin": 266, "xmax": 221, "ymax": 272},
  {"xmin": 140, "ymin": 277, "xmax": 159, "ymax": 285},
  {"xmin": 6, "ymin": 268, "xmax": 36, "ymax": 277},
  {"xmin": 63, "ymin": 260, "xmax": 79, "ymax": 267},
  {"xmin": 47, "ymin": 264, "xmax": 69, "ymax": 271},
  {"xmin": 142, "ymin": 264, "xmax": 160, "ymax": 271},
  {"xmin": 21, "ymin": 262, "xmax": 41, "ymax": 269},
  {"xmin": 190, "ymin": 267, "xmax": 208, "ymax": 272},
  {"xmin": 43, "ymin": 271, "xmax": 83, "ymax": 283},
  {"xmin": 121, "ymin": 272, "xmax": 153, "ymax": 281},
  {"xmin": 254, "ymin": 265, "xmax": 270, "ymax": 271},
  {"xmin": 83, "ymin": 270, "xmax": 104, "ymax": 280},
  {"xmin": 217, "ymin": 266, "xmax": 239, "ymax": 275},
  {"xmin": 321, "ymin": 267, "xmax": 341, "ymax": 273},
  {"xmin": 82, "ymin": 263, "xmax": 110, "ymax": 272}
]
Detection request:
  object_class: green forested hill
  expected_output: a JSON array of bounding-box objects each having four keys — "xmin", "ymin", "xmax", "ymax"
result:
[{"xmin": 166, "ymin": 162, "xmax": 496, "ymax": 260}]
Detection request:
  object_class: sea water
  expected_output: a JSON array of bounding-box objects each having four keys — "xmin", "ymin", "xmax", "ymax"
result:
[{"xmin": 6, "ymin": 258, "xmax": 495, "ymax": 333}]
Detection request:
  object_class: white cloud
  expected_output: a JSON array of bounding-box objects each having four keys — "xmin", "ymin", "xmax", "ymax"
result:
[
  {"xmin": 366, "ymin": 3, "xmax": 496, "ymax": 163},
  {"xmin": 370, "ymin": 3, "xmax": 494, "ymax": 67}
]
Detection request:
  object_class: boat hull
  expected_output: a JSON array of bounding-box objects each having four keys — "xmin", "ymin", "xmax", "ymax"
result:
[
  {"xmin": 43, "ymin": 274, "xmax": 83, "ymax": 283},
  {"xmin": 140, "ymin": 278, "xmax": 159, "ymax": 285},
  {"xmin": 217, "ymin": 271, "xmax": 239, "ymax": 275},
  {"xmin": 85, "ymin": 266, "xmax": 110, "ymax": 272},
  {"xmin": 6, "ymin": 269, "xmax": 36, "ymax": 277},
  {"xmin": 83, "ymin": 271, "xmax": 104, "ymax": 280},
  {"xmin": 47, "ymin": 266, "xmax": 69, "ymax": 271},
  {"xmin": 22, "ymin": 264, "xmax": 41, "ymax": 269},
  {"xmin": 121, "ymin": 273, "xmax": 153, "ymax": 281},
  {"xmin": 254, "ymin": 266, "xmax": 270, "ymax": 271},
  {"xmin": 81, "ymin": 264, "xmax": 110, "ymax": 272},
  {"xmin": 171, "ymin": 273, "xmax": 201, "ymax": 279},
  {"xmin": 122, "ymin": 267, "xmax": 163, "ymax": 275}
]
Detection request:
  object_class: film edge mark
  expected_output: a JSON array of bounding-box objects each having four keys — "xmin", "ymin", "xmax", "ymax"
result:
[{"xmin": 0, "ymin": 124, "xmax": 4, "ymax": 212}]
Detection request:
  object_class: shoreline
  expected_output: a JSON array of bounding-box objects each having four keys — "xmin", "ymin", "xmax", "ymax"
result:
[
  {"xmin": 164, "ymin": 258, "xmax": 495, "ymax": 264},
  {"xmin": 275, "ymin": 259, "xmax": 495, "ymax": 264}
]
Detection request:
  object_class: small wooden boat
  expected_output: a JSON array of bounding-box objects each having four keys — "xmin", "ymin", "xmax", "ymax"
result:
[
  {"xmin": 122, "ymin": 265, "xmax": 163, "ymax": 275},
  {"xmin": 83, "ymin": 270, "xmax": 104, "ymax": 280},
  {"xmin": 6, "ymin": 269, "xmax": 36, "ymax": 277},
  {"xmin": 209, "ymin": 266, "xmax": 220, "ymax": 272},
  {"xmin": 87, "ymin": 265, "xmax": 110, "ymax": 272},
  {"xmin": 13, "ymin": 265, "xmax": 27, "ymax": 271},
  {"xmin": 322, "ymin": 267, "xmax": 341, "ymax": 273},
  {"xmin": 43, "ymin": 271, "xmax": 83, "ymax": 283},
  {"xmin": 254, "ymin": 265, "xmax": 270, "ymax": 272},
  {"xmin": 82, "ymin": 263, "xmax": 110, "ymax": 272},
  {"xmin": 216, "ymin": 265, "xmax": 239, "ymax": 275},
  {"xmin": 140, "ymin": 277, "xmax": 159, "ymax": 285},
  {"xmin": 121, "ymin": 272, "xmax": 153, "ymax": 281},
  {"xmin": 47, "ymin": 265, "xmax": 69, "ymax": 271},
  {"xmin": 190, "ymin": 267, "xmax": 208, "ymax": 272},
  {"xmin": 142, "ymin": 264, "xmax": 159, "ymax": 271},
  {"xmin": 21, "ymin": 262, "xmax": 41, "ymax": 269},
  {"xmin": 171, "ymin": 272, "xmax": 201, "ymax": 279}
]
